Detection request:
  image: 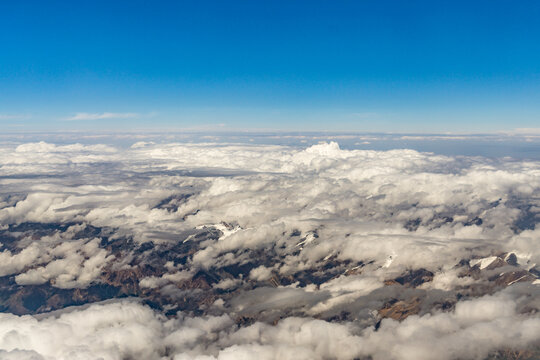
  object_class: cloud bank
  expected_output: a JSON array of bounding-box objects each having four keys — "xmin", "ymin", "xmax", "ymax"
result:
[
  {"xmin": 0, "ymin": 287, "xmax": 538, "ymax": 360},
  {"xmin": 0, "ymin": 140, "xmax": 539, "ymax": 359}
]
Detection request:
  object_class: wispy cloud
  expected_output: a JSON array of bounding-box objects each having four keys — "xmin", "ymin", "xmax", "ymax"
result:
[
  {"xmin": 65, "ymin": 112, "xmax": 138, "ymax": 121},
  {"xmin": 0, "ymin": 114, "xmax": 30, "ymax": 120},
  {"xmin": 511, "ymin": 128, "xmax": 540, "ymax": 135}
]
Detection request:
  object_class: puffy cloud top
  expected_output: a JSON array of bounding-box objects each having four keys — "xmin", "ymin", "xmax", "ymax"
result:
[{"xmin": 0, "ymin": 140, "xmax": 539, "ymax": 359}]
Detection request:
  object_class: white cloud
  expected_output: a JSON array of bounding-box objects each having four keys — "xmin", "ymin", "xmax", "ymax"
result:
[
  {"xmin": 14, "ymin": 238, "xmax": 114, "ymax": 289},
  {"xmin": 510, "ymin": 128, "xmax": 540, "ymax": 135},
  {"xmin": 0, "ymin": 289, "xmax": 538, "ymax": 360},
  {"xmin": 249, "ymin": 265, "xmax": 273, "ymax": 281},
  {"xmin": 0, "ymin": 244, "xmax": 41, "ymax": 277},
  {"xmin": 65, "ymin": 112, "xmax": 138, "ymax": 121},
  {"xmin": 0, "ymin": 140, "xmax": 539, "ymax": 358},
  {"xmin": 2, "ymin": 140, "xmax": 540, "ymax": 272}
]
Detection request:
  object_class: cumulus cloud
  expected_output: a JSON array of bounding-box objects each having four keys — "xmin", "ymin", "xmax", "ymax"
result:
[
  {"xmin": 0, "ymin": 139, "xmax": 539, "ymax": 358},
  {"xmin": 0, "ymin": 288, "xmax": 538, "ymax": 360},
  {"xmin": 0, "ymin": 244, "xmax": 41, "ymax": 277},
  {"xmin": 2, "ymin": 140, "xmax": 540, "ymax": 274},
  {"xmin": 140, "ymin": 271, "xmax": 193, "ymax": 289},
  {"xmin": 14, "ymin": 238, "xmax": 113, "ymax": 288},
  {"xmin": 249, "ymin": 265, "xmax": 273, "ymax": 281},
  {"xmin": 357, "ymin": 289, "xmax": 540, "ymax": 360}
]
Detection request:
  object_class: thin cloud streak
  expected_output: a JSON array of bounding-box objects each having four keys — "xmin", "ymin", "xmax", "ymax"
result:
[
  {"xmin": 65, "ymin": 112, "xmax": 139, "ymax": 121},
  {"xmin": 0, "ymin": 114, "xmax": 30, "ymax": 120}
]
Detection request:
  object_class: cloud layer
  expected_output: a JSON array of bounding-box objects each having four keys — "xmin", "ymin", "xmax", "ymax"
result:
[
  {"xmin": 0, "ymin": 287, "xmax": 538, "ymax": 360},
  {"xmin": 0, "ymin": 140, "xmax": 539, "ymax": 359}
]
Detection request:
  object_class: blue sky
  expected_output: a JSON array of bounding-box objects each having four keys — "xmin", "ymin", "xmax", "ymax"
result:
[{"xmin": 1, "ymin": 0, "xmax": 539, "ymax": 132}]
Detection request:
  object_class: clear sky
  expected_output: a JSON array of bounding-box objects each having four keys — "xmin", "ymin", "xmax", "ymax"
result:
[{"xmin": 1, "ymin": 0, "xmax": 540, "ymax": 133}]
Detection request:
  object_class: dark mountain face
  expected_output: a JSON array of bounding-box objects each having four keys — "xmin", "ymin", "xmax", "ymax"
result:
[{"xmin": 1, "ymin": 220, "xmax": 537, "ymax": 325}]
